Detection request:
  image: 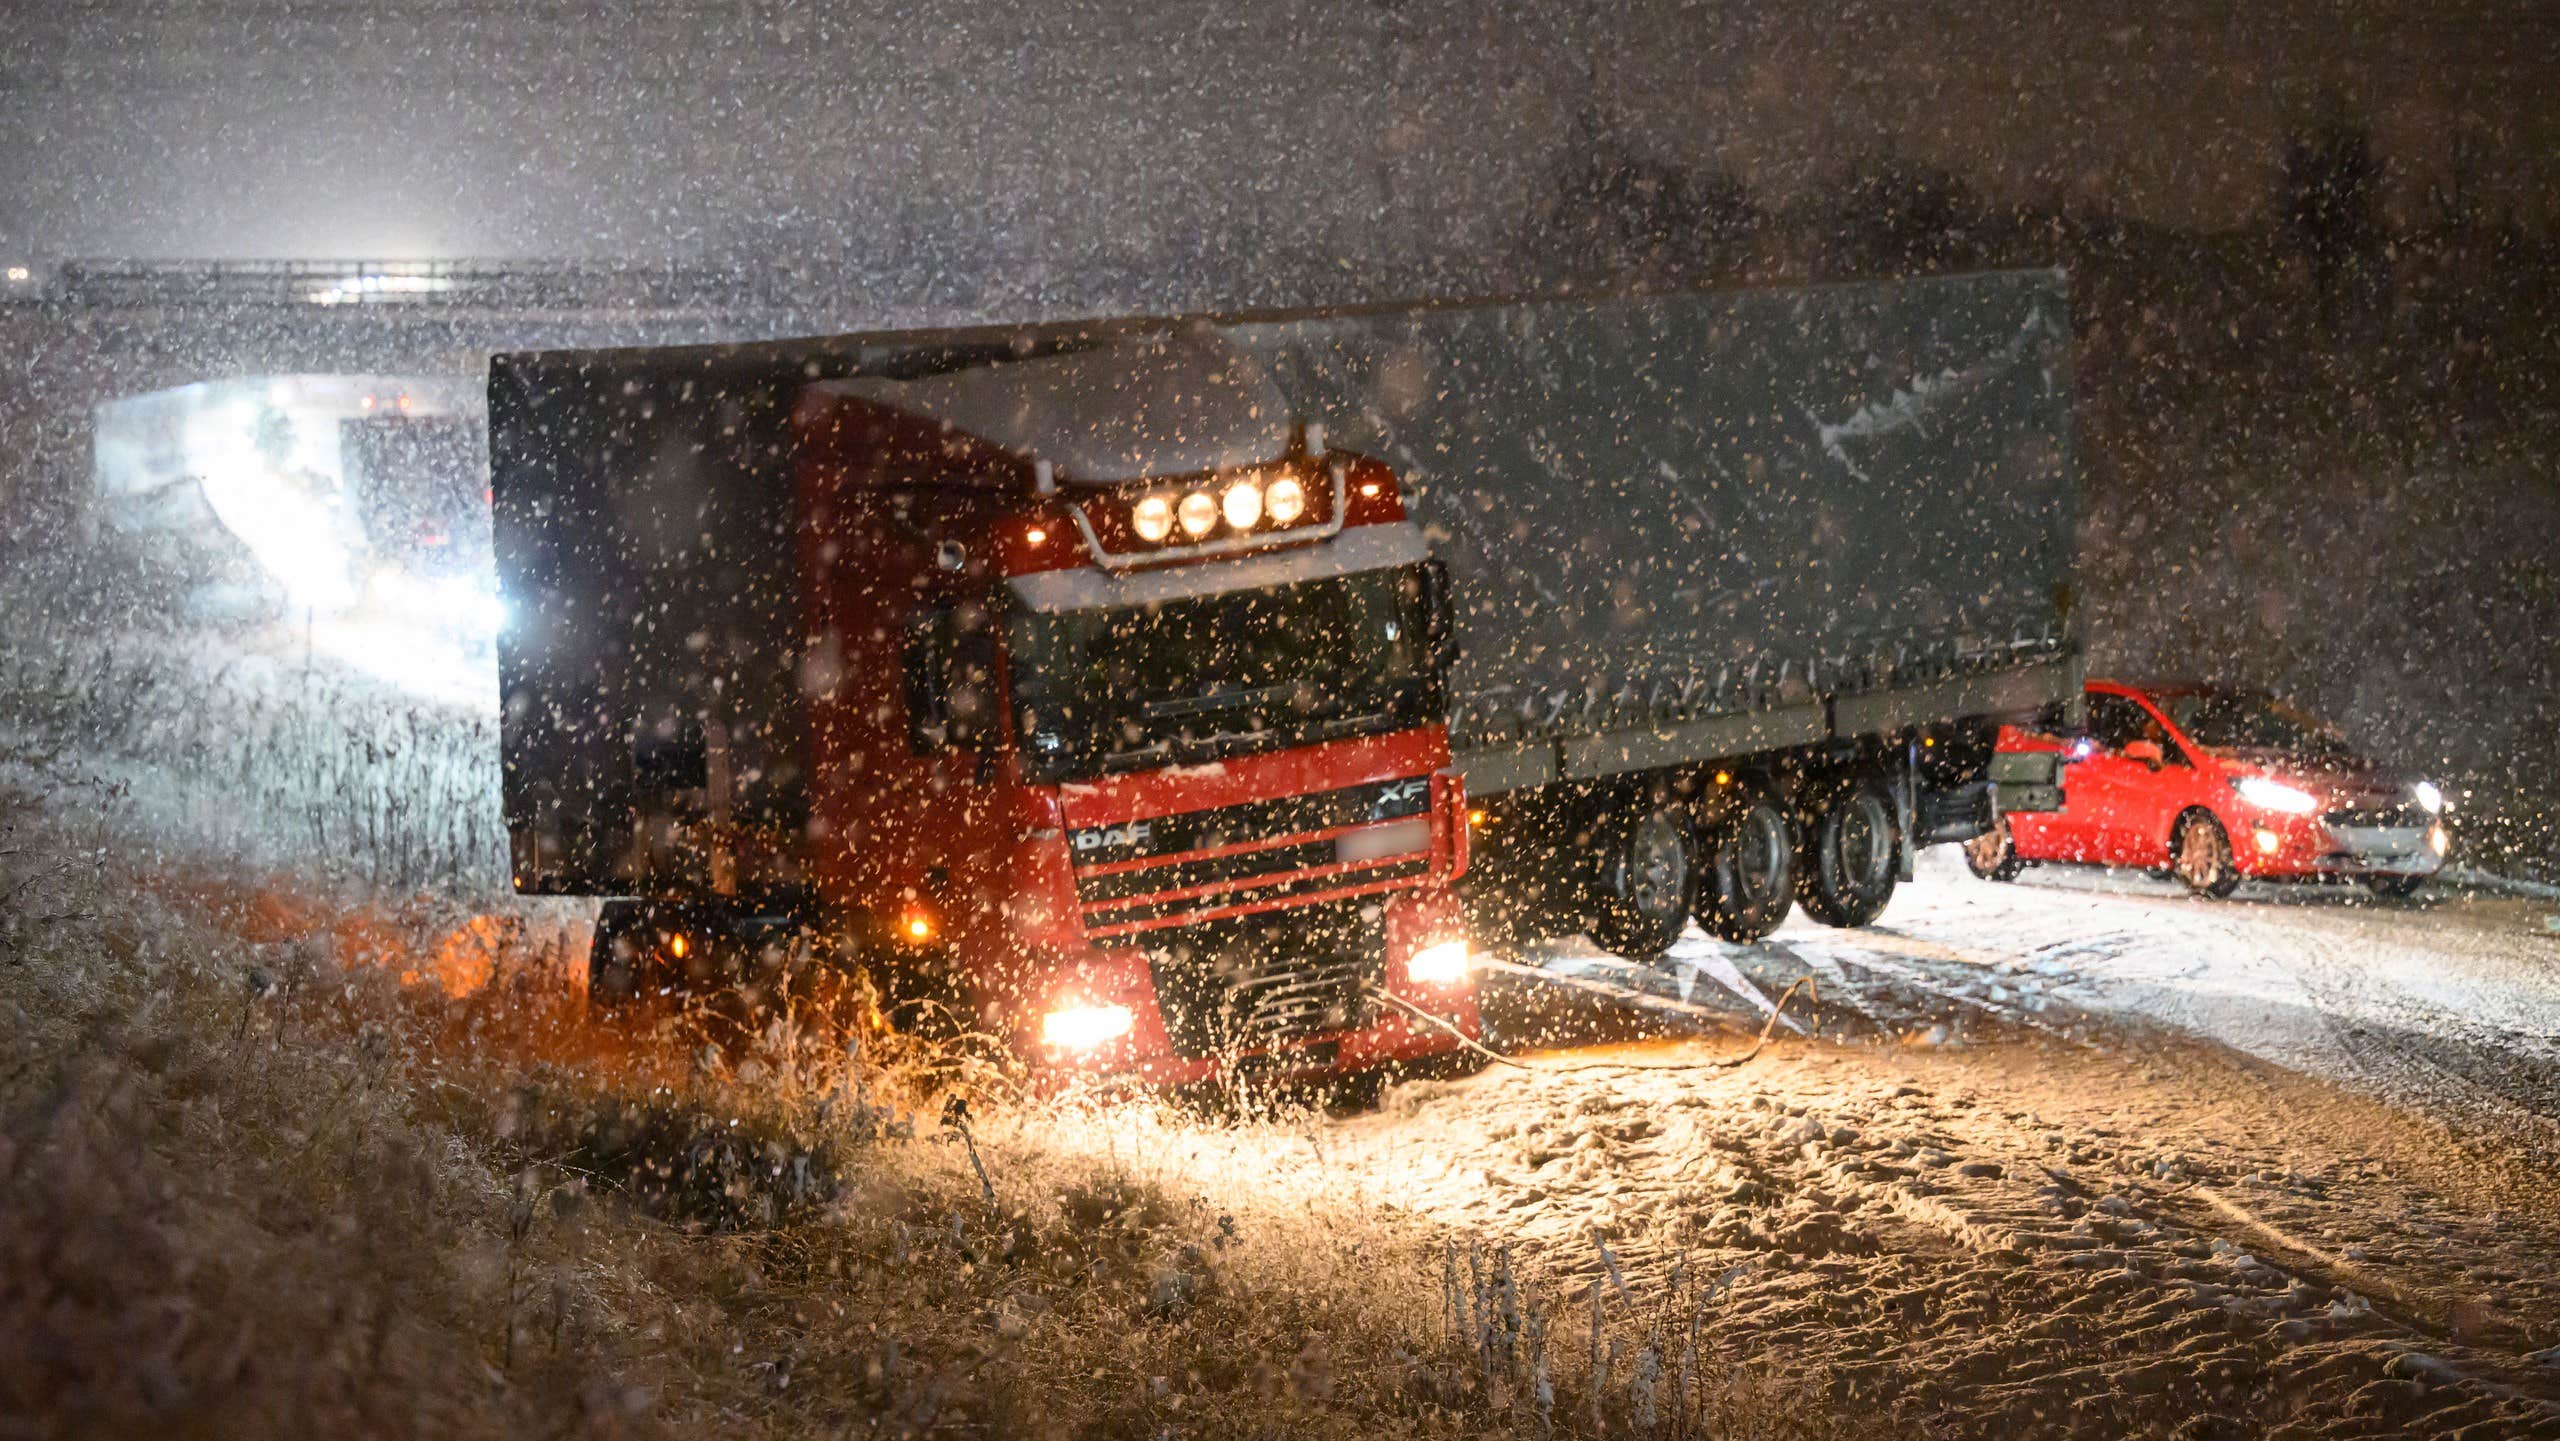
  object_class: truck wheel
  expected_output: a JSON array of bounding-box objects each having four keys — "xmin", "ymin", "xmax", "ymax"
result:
[
  {"xmin": 1585, "ymin": 798, "xmax": 1695, "ymax": 961},
  {"xmin": 587, "ymin": 900, "xmax": 653, "ymax": 1009},
  {"xmin": 1963, "ymin": 816, "xmax": 2026, "ymax": 883},
  {"xmin": 1799, "ymin": 780, "xmax": 1899, "ymax": 928},
  {"xmin": 2171, "ymin": 812, "xmax": 2241, "ymax": 898},
  {"xmin": 1696, "ymin": 797, "xmax": 1795, "ymax": 942}
]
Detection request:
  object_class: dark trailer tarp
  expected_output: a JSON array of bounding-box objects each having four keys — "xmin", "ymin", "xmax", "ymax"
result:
[{"xmin": 1221, "ymin": 268, "xmax": 2080, "ymax": 791}]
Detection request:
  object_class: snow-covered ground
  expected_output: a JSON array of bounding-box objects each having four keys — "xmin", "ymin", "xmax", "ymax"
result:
[
  {"xmin": 1079, "ymin": 856, "xmax": 2560, "ymax": 1435},
  {"xmin": 1513, "ymin": 847, "xmax": 2560, "ymax": 1154}
]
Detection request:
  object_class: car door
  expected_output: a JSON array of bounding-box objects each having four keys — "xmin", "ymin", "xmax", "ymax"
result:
[
  {"xmin": 2107, "ymin": 695, "xmax": 2206, "ymax": 867},
  {"xmin": 2053, "ymin": 693, "xmax": 2163, "ymax": 865}
]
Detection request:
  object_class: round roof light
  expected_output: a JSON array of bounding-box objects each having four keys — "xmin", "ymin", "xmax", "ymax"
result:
[
  {"xmin": 1177, "ymin": 491, "xmax": 1218, "ymax": 539},
  {"xmin": 1222, "ymin": 479, "xmax": 1264, "ymax": 530},
  {"xmin": 1132, "ymin": 495, "xmax": 1175, "ymax": 542},
  {"xmin": 1265, "ymin": 475, "xmax": 1306, "ymax": 525}
]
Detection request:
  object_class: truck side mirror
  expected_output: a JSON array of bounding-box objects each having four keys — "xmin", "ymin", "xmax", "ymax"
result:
[
  {"xmin": 1419, "ymin": 556, "xmax": 1459, "ymax": 666},
  {"xmin": 902, "ymin": 601, "xmax": 999, "ymax": 756}
]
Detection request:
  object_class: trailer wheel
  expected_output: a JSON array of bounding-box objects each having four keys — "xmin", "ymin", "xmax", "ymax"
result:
[
  {"xmin": 1696, "ymin": 796, "xmax": 1795, "ymax": 943},
  {"xmin": 1585, "ymin": 797, "xmax": 1695, "ymax": 961},
  {"xmin": 1799, "ymin": 779, "xmax": 1900, "ymax": 928}
]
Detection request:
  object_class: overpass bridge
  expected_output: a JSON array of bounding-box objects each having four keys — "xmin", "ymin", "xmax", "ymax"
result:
[{"xmin": 0, "ymin": 258, "xmax": 903, "ymax": 544}]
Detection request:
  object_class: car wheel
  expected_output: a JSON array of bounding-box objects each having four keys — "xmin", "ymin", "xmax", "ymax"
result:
[
  {"xmin": 2172, "ymin": 812, "xmax": 2241, "ymax": 898},
  {"xmin": 1696, "ymin": 795, "xmax": 1796, "ymax": 942},
  {"xmin": 1963, "ymin": 815, "xmax": 2027, "ymax": 883},
  {"xmin": 1799, "ymin": 779, "xmax": 1900, "ymax": 928},
  {"xmin": 1585, "ymin": 796, "xmax": 1696, "ymax": 961},
  {"xmin": 2361, "ymin": 873, "xmax": 2426, "ymax": 900}
]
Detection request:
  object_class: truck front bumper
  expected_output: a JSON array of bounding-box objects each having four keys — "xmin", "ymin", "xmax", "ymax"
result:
[{"xmin": 1023, "ymin": 885, "xmax": 1480, "ymax": 1090}]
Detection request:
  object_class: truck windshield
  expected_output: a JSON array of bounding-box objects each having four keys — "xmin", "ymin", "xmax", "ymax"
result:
[{"xmin": 1009, "ymin": 563, "xmax": 1444, "ymax": 782}]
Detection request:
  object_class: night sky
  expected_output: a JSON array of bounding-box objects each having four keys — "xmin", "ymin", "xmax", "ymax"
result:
[{"xmin": 5, "ymin": 0, "xmax": 2556, "ymax": 268}]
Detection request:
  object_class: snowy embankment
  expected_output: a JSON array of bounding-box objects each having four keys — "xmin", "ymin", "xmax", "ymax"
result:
[{"xmin": 0, "ymin": 593, "xmax": 507, "ymax": 896}]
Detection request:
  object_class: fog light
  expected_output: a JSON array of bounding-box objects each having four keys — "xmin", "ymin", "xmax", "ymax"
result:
[
  {"xmin": 2429, "ymin": 824, "xmax": 2450, "ymax": 857},
  {"xmin": 1041, "ymin": 1003, "xmax": 1134, "ymax": 1050},
  {"xmin": 1177, "ymin": 491, "xmax": 1218, "ymax": 538},
  {"xmin": 2254, "ymin": 828, "xmax": 2280, "ymax": 855},
  {"xmin": 1132, "ymin": 495, "xmax": 1174, "ymax": 542},
  {"xmin": 1407, "ymin": 938, "xmax": 1470, "ymax": 986}
]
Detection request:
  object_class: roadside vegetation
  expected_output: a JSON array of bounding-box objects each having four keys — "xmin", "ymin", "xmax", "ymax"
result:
[{"xmin": 0, "ymin": 790, "xmax": 1833, "ymax": 1440}]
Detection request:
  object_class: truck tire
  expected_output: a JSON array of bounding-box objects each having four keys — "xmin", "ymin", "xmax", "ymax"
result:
[
  {"xmin": 587, "ymin": 900, "xmax": 652, "ymax": 1008},
  {"xmin": 1798, "ymin": 779, "xmax": 1899, "ymax": 928},
  {"xmin": 1585, "ymin": 797, "xmax": 1695, "ymax": 961},
  {"xmin": 1696, "ymin": 796, "xmax": 1795, "ymax": 943}
]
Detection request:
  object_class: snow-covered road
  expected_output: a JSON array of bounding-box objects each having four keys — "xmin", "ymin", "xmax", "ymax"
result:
[{"xmin": 1507, "ymin": 849, "xmax": 2560, "ymax": 1153}]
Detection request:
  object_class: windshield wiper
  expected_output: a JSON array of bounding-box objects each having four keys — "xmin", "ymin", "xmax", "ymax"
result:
[{"xmin": 1140, "ymin": 682, "xmax": 1296, "ymax": 720}]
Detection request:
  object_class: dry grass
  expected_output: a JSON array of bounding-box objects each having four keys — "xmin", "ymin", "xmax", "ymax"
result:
[
  {"xmin": 0, "ymin": 793, "xmax": 1557, "ymax": 1440},
  {"xmin": 0, "ymin": 781, "xmax": 1845, "ymax": 1439}
]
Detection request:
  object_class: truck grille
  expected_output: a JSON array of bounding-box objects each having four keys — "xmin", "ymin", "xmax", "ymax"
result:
[
  {"xmin": 1143, "ymin": 902, "xmax": 1383, "ymax": 1060},
  {"xmin": 1069, "ymin": 776, "xmax": 1434, "ymax": 941}
]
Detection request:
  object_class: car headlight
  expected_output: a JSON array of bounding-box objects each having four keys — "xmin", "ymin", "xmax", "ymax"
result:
[
  {"xmin": 1131, "ymin": 495, "xmax": 1174, "ymax": 542},
  {"xmin": 2413, "ymin": 780, "xmax": 2445, "ymax": 815},
  {"xmin": 1265, "ymin": 475, "xmax": 1306, "ymax": 524},
  {"xmin": 1177, "ymin": 491, "xmax": 1218, "ymax": 539},
  {"xmin": 2234, "ymin": 776, "xmax": 2320, "ymax": 815},
  {"xmin": 1040, "ymin": 1002, "xmax": 1135, "ymax": 1050},
  {"xmin": 2429, "ymin": 824, "xmax": 2450, "ymax": 857},
  {"xmin": 1406, "ymin": 937, "xmax": 1470, "ymax": 986},
  {"xmin": 1221, "ymin": 479, "xmax": 1263, "ymax": 529}
]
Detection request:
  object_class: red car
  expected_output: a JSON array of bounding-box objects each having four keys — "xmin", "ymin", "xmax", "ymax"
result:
[{"xmin": 1968, "ymin": 681, "xmax": 2451, "ymax": 897}]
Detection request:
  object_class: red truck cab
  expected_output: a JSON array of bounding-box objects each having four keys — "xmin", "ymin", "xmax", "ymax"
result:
[{"xmin": 781, "ymin": 335, "xmax": 1478, "ymax": 1084}]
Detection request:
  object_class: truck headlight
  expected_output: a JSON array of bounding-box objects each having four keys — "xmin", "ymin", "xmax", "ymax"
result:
[
  {"xmin": 1177, "ymin": 491, "xmax": 1218, "ymax": 539},
  {"xmin": 2414, "ymin": 780, "xmax": 2444, "ymax": 815},
  {"xmin": 2235, "ymin": 776, "xmax": 2319, "ymax": 815},
  {"xmin": 1041, "ymin": 1002, "xmax": 1134, "ymax": 1050},
  {"xmin": 1221, "ymin": 479, "xmax": 1263, "ymax": 529},
  {"xmin": 1266, "ymin": 475, "xmax": 1306, "ymax": 524},
  {"xmin": 1406, "ymin": 938, "xmax": 1470, "ymax": 986},
  {"xmin": 1132, "ymin": 495, "xmax": 1174, "ymax": 542}
]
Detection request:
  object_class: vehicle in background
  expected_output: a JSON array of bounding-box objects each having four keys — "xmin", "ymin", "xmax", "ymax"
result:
[
  {"xmin": 492, "ymin": 329, "xmax": 1477, "ymax": 1089},
  {"xmin": 1315, "ymin": 270, "xmax": 2082, "ymax": 956},
  {"xmin": 1967, "ymin": 680, "xmax": 2452, "ymax": 897}
]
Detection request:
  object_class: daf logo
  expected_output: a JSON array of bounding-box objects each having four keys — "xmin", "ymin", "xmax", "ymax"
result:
[
  {"xmin": 1376, "ymin": 778, "xmax": 1429, "ymax": 811},
  {"xmin": 1073, "ymin": 820, "xmax": 1153, "ymax": 853}
]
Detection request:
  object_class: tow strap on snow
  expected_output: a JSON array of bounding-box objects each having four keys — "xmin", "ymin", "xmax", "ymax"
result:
[{"xmin": 1365, "ymin": 976, "xmax": 1816, "ymax": 1074}]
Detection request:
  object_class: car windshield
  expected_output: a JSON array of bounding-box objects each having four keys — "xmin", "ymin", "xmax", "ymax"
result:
[
  {"xmin": 1008, "ymin": 562, "xmax": 1443, "ymax": 783},
  {"xmin": 2161, "ymin": 692, "xmax": 2353, "ymax": 757}
]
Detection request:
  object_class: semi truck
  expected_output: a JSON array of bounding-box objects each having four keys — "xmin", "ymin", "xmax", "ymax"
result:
[{"xmin": 489, "ymin": 268, "xmax": 2076, "ymax": 1086}]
